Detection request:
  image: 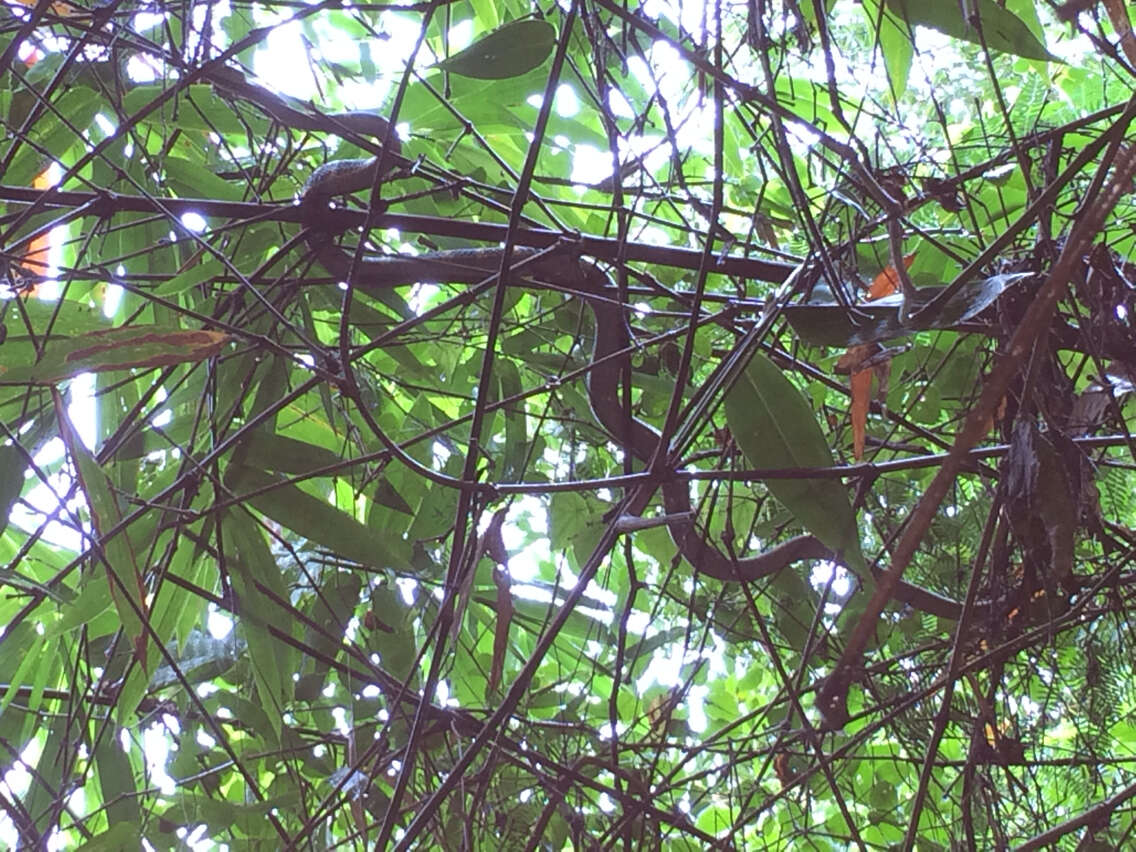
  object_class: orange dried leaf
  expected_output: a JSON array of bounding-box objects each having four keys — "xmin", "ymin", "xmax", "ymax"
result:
[
  {"xmin": 8, "ymin": 0, "xmax": 88, "ymax": 17},
  {"xmin": 774, "ymin": 752, "xmax": 793, "ymax": 787},
  {"xmin": 866, "ymin": 252, "xmax": 917, "ymax": 300},
  {"xmin": 17, "ymin": 171, "xmax": 53, "ymax": 295}
]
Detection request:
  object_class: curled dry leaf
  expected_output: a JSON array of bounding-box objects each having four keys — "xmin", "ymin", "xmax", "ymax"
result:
[{"xmin": 841, "ymin": 257, "xmax": 910, "ymax": 459}]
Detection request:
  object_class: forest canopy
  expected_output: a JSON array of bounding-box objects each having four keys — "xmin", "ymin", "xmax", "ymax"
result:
[{"xmin": 2, "ymin": 0, "xmax": 1136, "ymax": 848}]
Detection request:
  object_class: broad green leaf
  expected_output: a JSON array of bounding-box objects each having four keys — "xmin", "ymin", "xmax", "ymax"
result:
[
  {"xmin": 148, "ymin": 538, "xmax": 213, "ymax": 676},
  {"xmin": 498, "ymin": 358, "xmax": 527, "ymax": 482},
  {"xmin": 5, "ymin": 88, "xmax": 100, "ymax": 186},
  {"xmin": 624, "ymin": 626, "xmax": 687, "ymax": 680},
  {"xmin": 434, "ymin": 19, "xmax": 556, "ymax": 79},
  {"xmin": 885, "ymin": 0, "xmax": 1059, "ymax": 62},
  {"xmin": 156, "ymin": 790, "xmax": 290, "ymax": 839},
  {"xmin": 226, "ymin": 463, "xmax": 412, "ymax": 572},
  {"xmin": 773, "ymin": 77, "xmax": 841, "ymax": 132},
  {"xmin": 54, "ymin": 395, "xmax": 150, "ymax": 667},
  {"xmin": 0, "ymin": 444, "xmax": 27, "ymax": 538},
  {"xmin": 491, "ymin": 595, "xmax": 610, "ymax": 642},
  {"xmin": 94, "ymin": 726, "xmax": 140, "ymax": 828},
  {"xmin": 0, "ymin": 627, "xmax": 45, "ymax": 718},
  {"xmin": 20, "ymin": 714, "xmax": 70, "ymax": 836},
  {"xmin": 247, "ymin": 354, "xmax": 292, "ymax": 427},
  {"xmin": 1005, "ymin": 0, "xmax": 1046, "ymax": 44},
  {"xmin": 294, "ymin": 571, "xmax": 362, "ymax": 701},
  {"xmin": 8, "ymin": 298, "xmax": 111, "ymax": 336},
  {"xmin": 155, "ymin": 256, "xmax": 225, "ymax": 296},
  {"xmin": 723, "ymin": 351, "xmax": 863, "ymax": 568},
  {"xmin": 548, "ymin": 491, "xmax": 608, "ymax": 572},
  {"xmin": 163, "ymin": 156, "xmax": 246, "ymax": 201},
  {"xmin": 864, "ymin": 0, "xmax": 913, "ymax": 103},
  {"xmin": 122, "ymin": 85, "xmax": 250, "ymax": 135},
  {"xmin": 773, "ymin": 567, "xmax": 820, "ymax": 649},
  {"xmin": 365, "ymin": 583, "xmax": 420, "ymax": 687},
  {"xmin": 205, "ymin": 690, "xmax": 278, "ymax": 748},
  {"xmin": 240, "ymin": 431, "xmax": 345, "ymax": 476},
  {"xmin": 468, "ymin": 0, "xmax": 500, "ymax": 30},
  {"xmin": 0, "ymin": 570, "xmax": 69, "ymax": 604},
  {"xmin": 109, "ymin": 417, "xmax": 196, "ymax": 462},
  {"xmin": 370, "ymin": 476, "xmax": 415, "ymax": 516},
  {"xmin": 45, "ymin": 576, "xmax": 114, "ymax": 638},
  {"xmin": 75, "ymin": 823, "xmax": 144, "ymax": 852},
  {"xmin": 222, "ymin": 512, "xmax": 296, "ymax": 741}
]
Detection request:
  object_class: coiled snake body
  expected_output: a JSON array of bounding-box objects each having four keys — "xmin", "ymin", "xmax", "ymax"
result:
[{"xmin": 298, "ymin": 116, "xmax": 977, "ymax": 621}]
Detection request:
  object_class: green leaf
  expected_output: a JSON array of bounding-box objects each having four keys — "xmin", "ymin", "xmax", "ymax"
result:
[
  {"xmin": 155, "ymin": 256, "xmax": 225, "ymax": 296},
  {"xmin": 723, "ymin": 351, "xmax": 863, "ymax": 568},
  {"xmin": 156, "ymin": 789, "xmax": 288, "ymax": 839},
  {"xmin": 221, "ymin": 513, "xmax": 296, "ymax": 741},
  {"xmin": 864, "ymin": 0, "xmax": 913, "ymax": 103},
  {"xmin": 370, "ymin": 476, "xmax": 415, "ymax": 516},
  {"xmin": 240, "ymin": 431, "xmax": 345, "ymax": 476},
  {"xmin": 434, "ymin": 19, "xmax": 556, "ymax": 79},
  {"xmin": 467, "ymin": 0, "xmax": 500, "ymax": 30},
  {"xmin": 0, "ymin": 444, "xmax": 27, "ymax": 539},
  {"xmin": 225, "ymin": 464, "xmax": 411, "ymax": 572},
  {"xmin": 122, "ymin": 85, "xmax": 251, "ymax": 135},
  {"xmin": 94, "ymin": 726, "xmax": 140, "ymax": 828},
  {"xmin": 20, "ymin": 713, "xmax": 69, "ymax": 836},
  {"xmin": 55, "ymin": 398, "xmax": 151, "ymax": 669},
  {"xmin": 489, "ymin": 594, "xmax": 610, "ymax": 642},
  {"xmin": 0, "ymin": 627, "xmax": 45, "ymax": 718},
  {"xmin": 44, "ymin": 576, "xmax": 114, "ymax": 638},
  {"xmin": 6, "ymin": 88, "xmax": 101, "ymax": 186},
  {"xmin": 884, "ymin": 0, "xmax": 1059, "ymax": 63},
  {"xmin": 294, "ymin": 571, "xmax": 362, "ymax": 701},
  {"xmin": 496, "ymin": 358, "xmax": 527, "ymax": 482},
  {"xmin": 162, "ymin": 156, "xmax": 247, "ymax": 201},
  {"xmin": 75, "ymin": 822, "xmax": 145, "ymax": 852},
  {"xmin": 6, "ymin": 298, "xmax": 112, "ymax": 337},
  {"xmin": 548, "ymin": 491, "xmax": 608, "ymax": 572},
  {"xmin": 365, "ymin": 583, "xmax": 420, "ymax": 687}
]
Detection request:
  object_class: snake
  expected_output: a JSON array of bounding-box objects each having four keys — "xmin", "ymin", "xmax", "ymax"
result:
[{"xmin": 284, "ymin": 106, "xmax": 985, "ymax": 622}]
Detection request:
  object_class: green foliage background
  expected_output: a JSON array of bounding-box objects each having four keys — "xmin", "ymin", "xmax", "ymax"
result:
[{"xmin": 1, "ymin": 0, "xmax": 1135, "ymax": 848}]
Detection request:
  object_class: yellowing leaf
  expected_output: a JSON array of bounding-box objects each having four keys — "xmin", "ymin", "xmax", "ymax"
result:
[
  {"xmin": 17, "ymin": 171, "xmax": 53, "ymax": 294},
  {"xmin": 7, "ymin": 0, "xmax": 87, "ymax": 18},
  {"xmin": 0, "ymin": 326, "xmax": 230, "ymax": 385}
]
